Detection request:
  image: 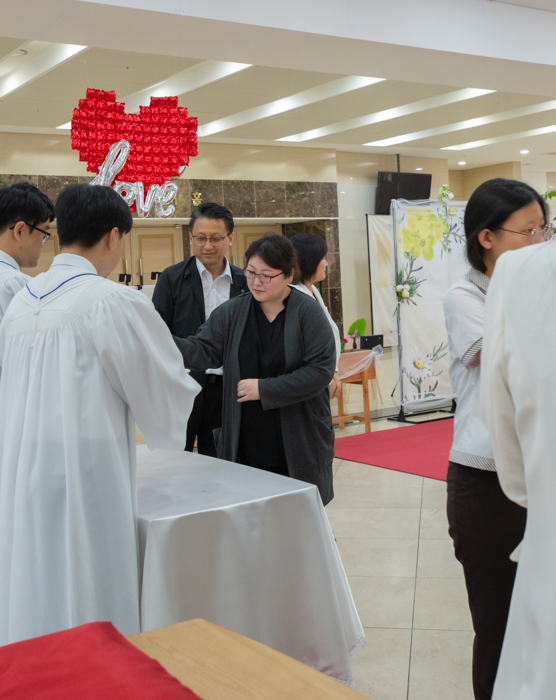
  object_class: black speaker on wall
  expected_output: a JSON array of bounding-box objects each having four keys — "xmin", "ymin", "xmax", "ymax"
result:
[{"xmin": 375, "ymin": 171, "xmax": 432, "ymax": 215}]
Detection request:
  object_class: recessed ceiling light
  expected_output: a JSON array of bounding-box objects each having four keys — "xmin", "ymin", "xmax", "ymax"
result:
[
  {"xmin": 520, "ymin": 149, "xmax": 529, "ymax": 154},
  {"xmin": 458, "ymin": 161, "xmax": 466, "ymax": 165},
  {"xmin": 10, "ymin": 49, "xmax": 28, "ymax": 57},
  {"xmin": 416, "ymin": 167, "xmax": 423, "ymax": 171}
]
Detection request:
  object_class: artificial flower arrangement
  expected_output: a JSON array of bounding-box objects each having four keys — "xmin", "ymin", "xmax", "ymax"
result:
[
  {"xmin": 542, "ymin": 190, "xmax": 556, "ymax": 239},
  {"xmin": 343, "ymin": 318, "xmax": 367, "ymax": 351},
  {"xmin": 438, "ymin": 184, "xmax": 454, "ymax": 202}
]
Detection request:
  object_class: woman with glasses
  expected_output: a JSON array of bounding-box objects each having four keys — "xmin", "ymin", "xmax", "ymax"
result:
[
  {"xmin": 290, "ymin": 234, "xmax": 342, "ymax": 400},
  {"xmin": 174, "ymin": 233, "xmax": 336, "ymax": 505},
  {"xmin": 443, "ymin": 178, "xmax": 549, "ymax": 700}
]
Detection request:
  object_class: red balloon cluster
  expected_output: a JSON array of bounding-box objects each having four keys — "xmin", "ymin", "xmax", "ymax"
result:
[{"xmin": 70, "ymin": 88, "xmax": 198, "ymax": 191}]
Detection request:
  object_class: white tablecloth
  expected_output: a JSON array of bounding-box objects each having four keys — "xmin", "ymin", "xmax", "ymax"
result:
[{"xmin": 136, "ymin": 446, "xmax": 365, "ymax": 686}]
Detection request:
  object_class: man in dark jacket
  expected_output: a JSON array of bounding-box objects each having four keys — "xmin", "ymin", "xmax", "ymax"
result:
[{"xmin": 153, "ymin": 202, "xmax": 247, "ymax": 456}]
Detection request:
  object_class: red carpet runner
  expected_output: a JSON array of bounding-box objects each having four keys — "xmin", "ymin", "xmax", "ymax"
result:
[{"xmin": 334, "ymin": 419, "xmax": 454, "ymax": 481}]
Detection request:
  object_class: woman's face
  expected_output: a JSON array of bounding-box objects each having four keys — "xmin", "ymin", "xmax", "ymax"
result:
[
  {"xmin": 480, "ymin": 200, "xmax": 546, "ymax": 268},
  {"xmin": 245, "ymin": 255, "xmax": 292, "ymax": 303},
  {"xmin": 314, "ymin": 257, "xmax": 328, "ymax": 283}
]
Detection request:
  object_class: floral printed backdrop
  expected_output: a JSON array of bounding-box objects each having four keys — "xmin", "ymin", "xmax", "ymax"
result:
[{"xmin": 391, "ymin": 199, "xmax": 468, "ymax": 408}]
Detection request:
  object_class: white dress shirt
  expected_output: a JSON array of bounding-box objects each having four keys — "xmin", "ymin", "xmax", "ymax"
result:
[
  {"xmin": 0, "ymin": 250, "xmax": 29, "ymax": 323},
  {"xmin": 196, "ymin": 257, "xmax": 232, "ymax": 376},
  {"xmin": 443, "ymin": 268, "xmax": 495, "ymax": 471}
]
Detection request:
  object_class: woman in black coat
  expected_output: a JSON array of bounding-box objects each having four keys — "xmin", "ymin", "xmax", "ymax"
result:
[{"xmin": 174, "ymin": 234, "xmax": 336, "ymax": 505}]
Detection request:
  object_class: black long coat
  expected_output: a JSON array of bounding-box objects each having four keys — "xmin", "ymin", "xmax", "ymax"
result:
[{"xmin": 175, "ymin": 289, "xmax": 336, "ymax": 505}]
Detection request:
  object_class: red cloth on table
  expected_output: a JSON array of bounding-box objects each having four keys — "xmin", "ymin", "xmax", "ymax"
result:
[{"xmin": 0, "ymin": 621, "xmax": 202, "ymax": 699}]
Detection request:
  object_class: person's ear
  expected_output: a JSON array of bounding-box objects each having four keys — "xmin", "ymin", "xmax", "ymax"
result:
[
  {"xmin": 107, "ymin": 227, "xmax": 120, "ymax": 251},
  {"xmin": 227, "ymin": 231, "xmax": 234, "ymax": 244},
  {"xmin": 477, "ymin": 228, "xmax": 495, "ymax": 251},
  {"xmin": 11, "ymin": 221, "xmax": 26, "ymax": 242}
]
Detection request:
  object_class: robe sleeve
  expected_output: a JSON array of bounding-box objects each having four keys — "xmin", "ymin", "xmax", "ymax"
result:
[
  {"xmin": 90, "ymin": 288, "xmax": 201, "ymax": 451},
  {"xmin": 173, "ymin": 303, "xmax": 229, "ymax": 371},
  {"xmin": 480, "ymin": 255, "xmax": 527, "ymax": 507},
  {"xmin": 0, "ymin": 274, "xmax": 29, "ymax": 322},
  {"xmin": 259, "ymin": 302, "xmax": 336, "ymax": 410}
]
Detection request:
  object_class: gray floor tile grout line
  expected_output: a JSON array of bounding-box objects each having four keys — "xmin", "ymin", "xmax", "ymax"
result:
[{"xmin": 406, "ymin": 477, "xmax": 425, "ymax": 700}]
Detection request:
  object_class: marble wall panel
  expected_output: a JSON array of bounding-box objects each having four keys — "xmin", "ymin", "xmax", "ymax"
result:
[
  {"xmin": 223, "ymin": 180, "xmax": 256, "ymax": 218},
  {"xmin": 0, "ymin": 174, "xmax": 38, "ymax": 188},
  {"xmin": 173, "ymin": 179, "xmax": 191, "ymax": 218},
  {"xmin": 189, "ymin": 179, "xmax": 224, "ymax": 207},
  {"xmin": 255, "ymin": 181, "xmax": 286, "ymax": 218},
  {"xmin": 37, "ymin": 176, "xmax": 79, "ymax": 204},
  {"xmin": 77, "ymin": 176, "xmax": 94, "ymax": 184},
  {"xmin": 329, "ymin": 288, "xmax": 344, "ymax": 336},
  {"xmin": 325, "ymin": 219, "xmax": 339, "ymax": 254},
  {"xmin": 285, "ymin": 181, "xmax": 316, "ymax": 218},
  {"xmin": 315, "ymin": 182, "xmax": 338, "ymax": 218},
  {"xmin": 327, "ymin": 252, "xmax": 341, "ymax": 290},
  {"xmin": 182, "ymin": 225, "xmax": 191, "ymax": 259}
]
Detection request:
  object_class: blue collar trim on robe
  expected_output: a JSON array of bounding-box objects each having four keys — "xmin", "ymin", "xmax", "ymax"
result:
[
  {"xmin": 26, "ymin": 273, "xmax": 99, "ymax": 300},
  {"xmin": 0, "ymin": 260, "xmax": 16, "ymax": 270}
]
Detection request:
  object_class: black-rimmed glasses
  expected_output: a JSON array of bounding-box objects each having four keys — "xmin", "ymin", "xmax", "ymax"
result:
[
  {"xmin": 10, "ymin": 223, "xmax": 51, "ymax": 244},
  {"xmin": 191, "ymin": 233, "xmax": 230, "ymax": 246},
  {"xmin": 244, "ymin": 268, "xmax": 284, "ymax": 284}
]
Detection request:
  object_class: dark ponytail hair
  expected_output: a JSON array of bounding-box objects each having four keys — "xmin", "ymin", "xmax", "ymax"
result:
[
  {"xmin": 244, "ymin": 233, "xmax": 298, "ymax": 277},
  {"xmin": 464, "ymin": 178, "xmax": 548, "ymax": 273}
]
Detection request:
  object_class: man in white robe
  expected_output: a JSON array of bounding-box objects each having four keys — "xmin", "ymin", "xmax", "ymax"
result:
[
  {"xmin": 481, "ymin": 242, "xmax": 555, "ymax": 699},
  {"xmin": 0, "ymin": 184, "xmax": 200, "ymax": 645},
  {"xmin": 0, "ymin": 181, "xmax": 54, "ymax": 319}
]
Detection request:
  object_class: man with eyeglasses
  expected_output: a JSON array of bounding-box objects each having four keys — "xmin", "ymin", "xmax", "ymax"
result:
[
  {"xmin": 0, "ymin": 181, "xmax": 54, "ymax": 321},
  {"xmin": 153, "ymin": 202, "xmax": 248, "ymax": 456}
]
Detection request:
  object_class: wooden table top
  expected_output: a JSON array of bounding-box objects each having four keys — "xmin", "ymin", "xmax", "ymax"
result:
[{"xmin": 128, "ymin": 619, "xmax": 369, "ymax": 700}]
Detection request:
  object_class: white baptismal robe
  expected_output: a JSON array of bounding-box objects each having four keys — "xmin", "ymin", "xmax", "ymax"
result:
[
  {"xmin": 0, "ymin": 250, "xmax": 29, "ymax": 321},
  {"xmin": 0, "ymin": 254, "xmax": 201, "ymax": 645},
  {"xmin": 481, "ymin": 243, "xmax": 556, "ymax": 700}
]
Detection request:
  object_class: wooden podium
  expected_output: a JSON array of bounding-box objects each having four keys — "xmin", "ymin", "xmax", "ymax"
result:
[{"xmin": 333, "ymin": 350, "xmax": 382, "ymax": 434}]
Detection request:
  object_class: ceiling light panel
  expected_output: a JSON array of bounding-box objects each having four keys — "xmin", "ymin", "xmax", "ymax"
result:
[
  {"xmin": 442, "ymin": 124, "xmax": 556, "ymax": 150},
  {"xmin": 409, "ymin": 109, "xmax": 556, "ymax": 150},
  {"xmin": 365, "ymin": 97, "xmax": 556, "ymax": 147},
  {"xmin": 198, "ymin": 76, "xmax": 384, "ymax": 137},
  {"xmin": 1, "ymin": 50, "xmax": 203, "ymax": 129},
  {"xmin": 277, "ymin": 88, "xmax": 494, "ymax": 143},
  {"xmin": 0, "ymin": 43, "xmax": 87, "ymax": 102}
]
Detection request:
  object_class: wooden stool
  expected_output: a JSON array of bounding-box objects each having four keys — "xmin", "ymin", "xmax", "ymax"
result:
[{"xmin": 333, "ymin": 351, "xmax": 382, "ymax": 434}]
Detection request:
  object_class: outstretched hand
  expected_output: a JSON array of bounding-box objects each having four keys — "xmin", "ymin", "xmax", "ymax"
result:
[{"xmin": 237, "ymin": 378, "xmax": 260, "ymax": 402}]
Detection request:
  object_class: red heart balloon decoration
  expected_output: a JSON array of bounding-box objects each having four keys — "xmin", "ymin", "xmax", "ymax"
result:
[{"xmin": 71, "ymin": 88, "xmax": 198, "ymax": 196}]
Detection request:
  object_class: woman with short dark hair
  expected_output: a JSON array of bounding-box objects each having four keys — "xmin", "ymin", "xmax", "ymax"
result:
[
  {"xmin": 443, "ymin": 178, "xmax": 549, "ymax": 700},
  {"xmin": 174, "ymin": 233, "xmax": 336, "ymax": 505},
  {"xmin": 290, "ymin": 234, "xmax": 342, "ymax": 399}
]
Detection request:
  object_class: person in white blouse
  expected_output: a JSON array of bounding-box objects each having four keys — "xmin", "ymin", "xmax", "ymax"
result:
[
  {"xmin": 290, "ymin": 234, "xmax": 342, "ymax": 399},
  {"xmin": 443, "ymin": 178, "xmax": 550, "ymax": 700},
  {"xmin": 481, "ymin": 216, "xmax": 556, "ymax": 699},
  {"xmin": 0, "ymin": 181, "xmax": 54, "ymax": 320},
  {"xmin": 0, "ymin": 184, "xmax": 200, "ymax": 645}
]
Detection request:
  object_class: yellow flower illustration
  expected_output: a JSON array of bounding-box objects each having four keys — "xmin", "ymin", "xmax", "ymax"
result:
[
  {"xmin": 447, "ymin": 207, "xmax": 457, "ymax": 217},
  {"xmin": 406, "ymin": 213, "xmax": 431, "ymax": 235},
  {"xmin": 428, "ymin": 214, "xmax": 449, "ymax": 241},
  {"xmin": 402, "ymin": 227, "xmax": 437, "ymax": 261}
]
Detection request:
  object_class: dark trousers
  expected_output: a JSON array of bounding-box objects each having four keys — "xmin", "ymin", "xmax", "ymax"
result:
[
  {"xmin": 446, "ymin": 461, "xmax": 526, "ymax": 700},
  {"xmin": 185, "ymin": 376, "xmax": 223, "ymax": 457}
]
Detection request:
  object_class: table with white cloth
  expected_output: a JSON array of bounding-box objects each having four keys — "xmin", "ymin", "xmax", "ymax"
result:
[{"xmin": 136, "ymin": 446, "xmax": 365, "ymax": 687}]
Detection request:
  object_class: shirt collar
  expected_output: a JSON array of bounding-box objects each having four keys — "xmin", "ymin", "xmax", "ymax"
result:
[
  {"xmin": 0, "ymin": 250, "xmax": 20, "ymax": 271},
  {"xmin": 196, "ymin": 256, "xmax": 232, "ymax": 281},
  {"xmin": 51, "ymin": 253, "xmax": 98, "ymax": 275},
  {"xmin": 465, "ymin": 267, "xmax": 490, "ymax": 294}
]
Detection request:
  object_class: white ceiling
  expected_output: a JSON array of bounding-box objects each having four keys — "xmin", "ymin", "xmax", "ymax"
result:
[{"xmin": 0, "ymin": 0, "xmax": 556, "ymax": 173}]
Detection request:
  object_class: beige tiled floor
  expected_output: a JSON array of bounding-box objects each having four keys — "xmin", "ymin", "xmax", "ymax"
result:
[{"xmin": 328, "ymin": 418, "xmax": 474, "ymax": 700}]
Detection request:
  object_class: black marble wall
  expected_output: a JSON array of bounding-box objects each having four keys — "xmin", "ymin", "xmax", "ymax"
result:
[{"xmin": 283, "ymin": 219, "xmax": 343, "ymax": 337}]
